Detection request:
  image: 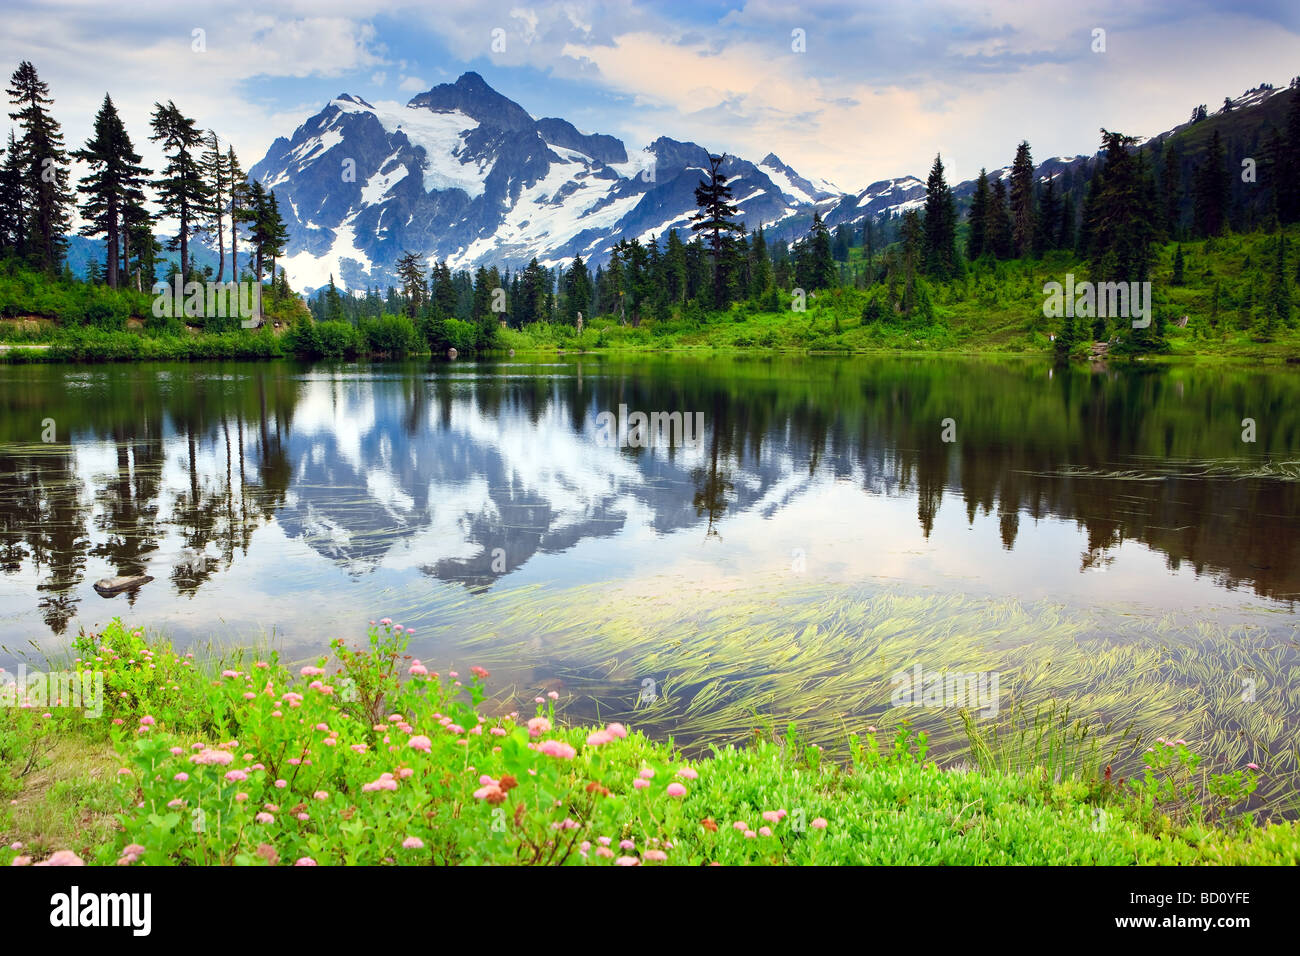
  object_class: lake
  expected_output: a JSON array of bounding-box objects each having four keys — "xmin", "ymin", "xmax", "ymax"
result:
[{"xmin": 1, "ymin": 355, "xmax": 1297, "ymax": 798}]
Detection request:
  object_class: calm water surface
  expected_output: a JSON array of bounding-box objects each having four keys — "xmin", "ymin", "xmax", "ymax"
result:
[{"xmin": 2, "ymin": 356, "xmax": 1297, "ymax": 781}]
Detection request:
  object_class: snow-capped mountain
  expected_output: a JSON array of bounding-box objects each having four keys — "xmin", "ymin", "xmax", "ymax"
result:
[
  {"xmin": 251, "ymin": 70, "xmax": 1297, "ymax": 292},
  {"xmin": 252, "ymin": 72, "xmax": 891, "ymax": 291}
]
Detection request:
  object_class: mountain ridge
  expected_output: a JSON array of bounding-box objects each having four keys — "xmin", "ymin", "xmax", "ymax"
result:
[{"xmin": 243, "ymin": 72, "xmax": 1297, "ymax": 292}]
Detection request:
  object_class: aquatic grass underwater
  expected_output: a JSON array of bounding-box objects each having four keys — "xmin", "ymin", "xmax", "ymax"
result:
[{"xmin": 451, "ymin": 575, "xmax": 1299, "ymax": 810}]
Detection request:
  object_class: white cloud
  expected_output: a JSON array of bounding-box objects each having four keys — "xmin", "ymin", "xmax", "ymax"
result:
[{"xmin": 3, "ymin": 0, "xmax": 1298, "ymax": 220}]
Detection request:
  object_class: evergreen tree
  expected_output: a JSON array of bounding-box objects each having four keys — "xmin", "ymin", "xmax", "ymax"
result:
[
  {"xmin": 806, "ymin": 212, "xmax": 836, "ymax": 289},
  {"xmin": 967, "ymin": 169, "xmax": 990, "ymax": 260},
  {"xmin": 1059, "ymin": 192, "xmax": 1076, "ymax": 252},
  {"xmin": 749, "ymin": 225, "xmax": 772, "ymax": 298},
  {"xmin": 471, "ymin": 265, "xmax": 493, "ymax": 318},
  {"xmin": 395, "ymin": 251, "xmax": 426, "ymax": 317},
  {"xmin": 1192, "ymin": 129, "xmax": 1228, "ymax": 238},
  {"xmin": 149, "ymin": 100, "xmax": 211, "ymax": 288},
  {"xmin": 260, "ymin": 190, "xmax": 288, "ymax": 281},
  {"xmin": 986, "ymin": 178, "xmax": 1013, "ymax": 259},
  {"xmin": 1278, "ymin": 88, "xmax": 1300, "ymax": 224},
  {"xmin": 325, "ymin": 274, "xmax": 343, "ymax": 320},
  {"xmin": 832, "ymin": 223, "xmax": 852, "ymax": 262},
  {"xmin": 1262, "ymin": 227, "xmax": 1291, "ymax": 335},
  {"xmin": 683, "ymin": 237, "xmax": 709, "ymax": 303},
  {"xmin": 663, "ymin": 228, "xmax": 687, "ymax": 306},
  {"xmin": 0, "ymin": 132, "xmax": 25, "ymax": 256},
  {"xmin": 922, "ymin": 153, "xmax": 958, "ymax": 277},
  {"xmin": 689, "ymin": 153, "xmax": 743, "ymax": 309},
  {"xmin": 899, "ymin": 209, "xmax": 923, "ymax": 313},
  {"xmin": 563, "ymin": 255, "xmax": 591, "ymax": 324},
  {"xmin": 226, "ymin": 147, "xmax": 251, "ymax": 282},
  {"xmin": 1087, "ymin": 129, "xmax": 1158, "ymax": 327},
  {"xmin": 1172, "ymin": 244, "xmax": 1185, "ymax": 285},
  {"xmin": 1077, "ymin": 167, "xmax": 1101, "ymax": 254},
  {"xmin": 862, "ymin": 216, "xmax": 875, "ymax": 282},
  {"xmin": 122, "ymin": 198, "xmax": 158, "ymax": 292},
  {"xmin": 71, "ymin": 94, "xmax": 149, "ymax": 288},
  {"xmin": 245, "ymin": 180, "xmax": 269, "ymax": 280},
  {"xmin": 1161, "ymin": 144, "xmax": 1182, "ymax": 238},
  {"xmin": 433, "ymin": 259, "xmax": 456, "ymax": 317},
  {"xmin": 1035, "ymin": 176, "xmax": 1060, "ymax": 254},
  {"xmin": 7, "ymin": 61, "xmax": 73, "ymax": 271},
  {"xmin": 201, "ymin": 131, "xmax": 228, "ymax": 282},
  {"xmin": 1008, "ymin": 141, "xmax": 1036, "ymax": 257}
]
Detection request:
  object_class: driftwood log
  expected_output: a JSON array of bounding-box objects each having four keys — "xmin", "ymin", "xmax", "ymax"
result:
[{"xmin": 93, "ymin": 575, "xmax": 153, "ymax": 596}]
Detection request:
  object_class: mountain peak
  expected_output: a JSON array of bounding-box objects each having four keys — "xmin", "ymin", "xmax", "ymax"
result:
[
  {"xmin": 335, "ymin": 93, "xmax": 375, "ymax": 109},
  {"xmin": 406, "ymin": 72, "xmax": 534, "ymax": 131},
  {"xmin": 454, "ymin": 71, "xmax": 490, "ymax": 90}
]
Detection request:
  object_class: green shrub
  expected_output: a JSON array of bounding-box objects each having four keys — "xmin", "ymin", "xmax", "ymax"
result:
[{"xmin": 360, "ymin": 314, "xmax": 418, "ymax": 356}]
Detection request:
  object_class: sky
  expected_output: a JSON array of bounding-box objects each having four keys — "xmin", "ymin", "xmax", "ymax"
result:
[{"xmin": 2, "ymin": 0, "xmax": 1298, "ymax": 195}]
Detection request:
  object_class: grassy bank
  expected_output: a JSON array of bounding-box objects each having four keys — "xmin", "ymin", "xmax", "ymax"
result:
[
  {"xmin": 6, "ymin": 226, "xmax": 1300, "ymax": 364},
  {"xmin": 491, "ymin": 227, "xmax": 1300, "ymax": 359},
  {"xmin": 2, "ymin": 619, "xmax": 1297, "ymax": 865}
]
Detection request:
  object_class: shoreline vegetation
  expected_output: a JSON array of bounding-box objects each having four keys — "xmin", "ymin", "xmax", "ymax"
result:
[
  {"xmin": 2, "ymin": 619, "xmax": 1298, "ymax": 866},
  {"xmin": 2, "ymin": 224, "xmax": 1299, "ymax": 364}
]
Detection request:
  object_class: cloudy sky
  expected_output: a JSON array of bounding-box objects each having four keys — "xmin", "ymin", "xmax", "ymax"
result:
[{"xmin": 3, "ymin": 0, "xmax": 1298, "ymax": 193}]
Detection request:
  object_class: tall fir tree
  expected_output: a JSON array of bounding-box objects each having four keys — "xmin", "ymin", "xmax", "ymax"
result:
[
  {"xmin": 1059, "ymin": 192, "xmax": 1076, "ymax": 253},
  {"xmin": 121, "ymin": 197, "xmax": 157, "ymax": 292},
  {"xmin": 1262, "ymin": 227, "xmax": 1291, "ymax": 335},
  {"xmin": 72, "ymin": 94, "xmax": 150, "ymax": 289},
  {"xmin": 663, "ymin": 228, "xmax": 687, "ymax": 306},
  {"xmin": 1161, "ymin": 144, "xmax": 1182, "ymax": 239},
  {"xmin": 922, "ymin": 154, "xmax": 959, "ymax": 278},
  {"xmin": 563, "ymin": 255, "xmax": 591, "ymax": 324},
  {"xmin": 986, "ymin": 178, "xmax": 1013, "ymax": 259},
  {"xmin": 395, "ymin": 251, "xmax": 426, "ymax": 317},
  {"xmin": 244, "ymin": 180, "xmax": 268, "ymax": 280},
  {"xmin": 1008, "ymin": 141, "xmax": 1036, "ymax": 257},
  {"xmin": 7, "ymin": 61, "xmax": 73, "ymax": 271},
  {"xmin": 0, "ymin": 130, "xmax": 26, "ymax": 257},
  {"xmin": 899, "ymin": 208, "xmax": 923, "ymax": 313},
  {"xmin": 226, "ymin": 147, "xmax": 252, "ymax": 281},
  {"xmin": 749, "ymin": 225, "xmax": 772, "ymax": 298},
  {"xmin": 1035, "ymin": 176, "xmax": 1060, "ymax": 254},
  {"xmin": 1277, "ymin": 88, "xmax": 1300, "ymax": 224},
  {"xmin": 433, "ymin": 259, "xmax": 456, "ymax": 317},
  {"xmin": 201, "ymin": 131, "xmax": 228, "ymax": 282},
  {"xmin": 261, "ymin": 190, "xmax": 288, "ymax": 282},
  {"xmin": 967, "ymin": 169, "xmax": 990, "ymax": 260},
  {"xmin": 689, "ymin": 153, "xmax": 743, "ymax": 309},
  {"xmin": 862, "ymin": 216, "xmax": 875, "ymax": 282},
  {"xmin": 1192, "ymin": 129, "xmax": 1228, "ymax": 238},
  {"xmin": 1087, "ymin": 129, "xmax": 1158, "ymax": 311},
  {"xmin": 149, "ymin": 100, "xmax": 211, "ymax": 288}
]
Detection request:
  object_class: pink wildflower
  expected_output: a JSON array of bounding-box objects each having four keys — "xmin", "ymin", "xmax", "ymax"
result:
[{"xmin": 538, "ymin": 740, "xmax": 576, "ymax": 759}]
